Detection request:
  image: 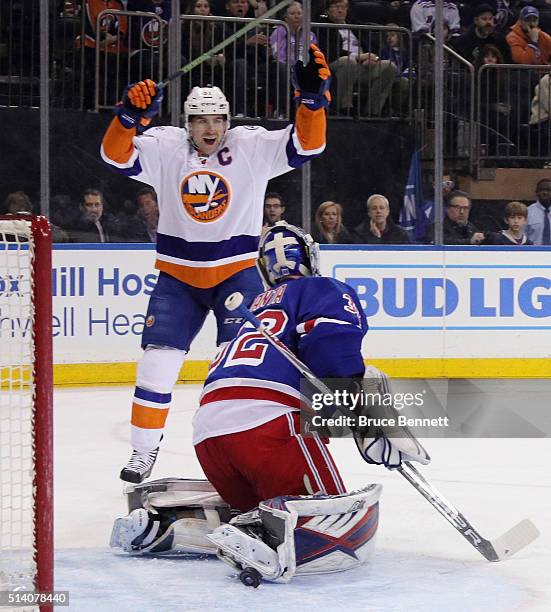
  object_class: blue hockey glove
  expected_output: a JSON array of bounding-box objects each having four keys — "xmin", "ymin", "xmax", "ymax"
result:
[
  {"xmin": 116, "ymin": 79, "xmax": 164, "ymax": 129},
  {"xmin": 292, "ymin": 44, "xmax": 332, "ymax": 110}
]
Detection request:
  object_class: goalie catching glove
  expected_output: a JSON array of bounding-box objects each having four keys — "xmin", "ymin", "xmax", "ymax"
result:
[
  {"xmin": 116, "ymin": 79, "xmax": 163, "ymax": 130},
  {"xmin": 352, "ymin": 366, "xmax": 431, "ymax": 469},
  {"xmin": 357, "ymin": 431, "xmax": 430, "ymax": 469},
  {"xmin": 292, "ymin": 44, "xmax": 331, "ymax": 110}
]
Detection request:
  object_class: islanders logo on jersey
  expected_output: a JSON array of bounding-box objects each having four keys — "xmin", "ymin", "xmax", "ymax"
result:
[
  {"xmin": 180, "ymin": 171, "xmax": 231, "ymax": 223},
  {"xmin": 141, "ymin": 17, "xmax": 168, "ymax": 48}
]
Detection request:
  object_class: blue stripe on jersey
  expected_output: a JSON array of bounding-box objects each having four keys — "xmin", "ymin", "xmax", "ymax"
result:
[
  {"xmin": 134, "ymin": 386, "xmax": 171, "ymax": 404},
  {"xmin": 103, "ymin": 157, "xmax": 143, "ymax": 177},
  {"xmin": 285, "ymin": 130, "xmax": 317, "ymax": 169},
  {"xmin": 157, "ymin": 233, "xmax": 260, "ymax": 262}
]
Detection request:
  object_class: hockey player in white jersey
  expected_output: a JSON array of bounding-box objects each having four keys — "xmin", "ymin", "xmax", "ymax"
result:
[
  {"xmin": 110, "ymin": 223, "xmax": 430, "ymax": 585},
  {"xmin": 100, "ymin": 44, "xmax": 332, "ymax": 483}
]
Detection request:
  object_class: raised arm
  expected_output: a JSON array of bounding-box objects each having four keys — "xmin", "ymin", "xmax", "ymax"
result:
[
  {"xmin": 100, "ymin": 79, "xmax": 163, "ymax": 174},
  {"xmin": 288, "ymin": 44, "xmax": 331, "ymax": 164}
]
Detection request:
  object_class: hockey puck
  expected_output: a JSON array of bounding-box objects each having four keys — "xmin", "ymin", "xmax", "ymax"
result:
[{"xmin": 239, "ymin": 567, "xmax": 261, "ymax": 588}]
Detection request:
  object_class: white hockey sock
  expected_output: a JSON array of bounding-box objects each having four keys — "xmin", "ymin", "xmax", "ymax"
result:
[{"xmin": 130, "ymin": 346, "xmax": 186, "ymax": 452}]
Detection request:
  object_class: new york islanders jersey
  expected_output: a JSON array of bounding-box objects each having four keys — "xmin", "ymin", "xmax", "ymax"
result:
[
  {"xmin": 193, "ymin": 276, "xmax": 368, "ymax": 444},
  {"xmin": 100, "ymin": 106, "xmax": 326, "ymax": 288}
]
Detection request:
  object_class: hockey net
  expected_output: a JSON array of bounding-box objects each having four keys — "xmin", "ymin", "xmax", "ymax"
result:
[{"xmin": 0, "ymin": 215, "xmax": 53, "ymax": 600}]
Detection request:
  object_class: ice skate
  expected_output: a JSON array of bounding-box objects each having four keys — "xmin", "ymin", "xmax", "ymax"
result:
[{"xmin": 120, "ymin": 446, "xmax": 160, "ymax": 483}]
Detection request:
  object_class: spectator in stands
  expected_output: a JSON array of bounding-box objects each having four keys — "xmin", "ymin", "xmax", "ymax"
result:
[
  {"xmin": 250, "ymin": 0, "xmax": 268, "ymax": 18},
  {"xmin": 58, "ymin": 1, "xmax": 81, "ymax": 18},
  {"xmin": 263, "ymin": 192, "xmax": 286, "ymax": 229},
  {"xmin": 425, "ymin": 190, "xmax": 485, "ymax": 245},
  {"xmin": 478, "ymin": 0, "xmax": 517, "ymax": 35},
  {"xmin": 77, "ymin": 1, "xmax": 128, "ymax": 108},
  {"xmin": 410, "ymin": 0, "xmax": 461, "ymax": 37},
  {"xmin": 125, "ymin": 0, "xmax": 171, "ymax": 83},
  {"xmin": 419, "ymin": 171, "xmax": 456, "ymax": 239},
  {"xmin": 380, "ymin": 23, "xmax": 412, "ymax": 114},
  {"xmin": 270, "ymin": 1, "xmax": 317, "ymax": 65},
  {"xmin": 0, "ymin": 191, "xmax": 35, "ymax": 242},
  {"xmin": 224, "ymin": 0, "xmax": 287, "ymax": 116},
  {"xmin": 529, "ymin": 64, "xmax": 551, "ymax": 157},
  {"xmin": 2, "ymin": 191, "xmax": 70, "ymax": 242},
  {"xmin": 352, "ymin": 194, "xmax": 411, "ymax": 243},
  {"xmin": 312, "ymin": 200, "xmax": 353, "ymax": 244},
  {"xmin": 2, "ymin": 191, "xmax": 34, "ymax": 215},
  {"xmin": 315, "ymin": 0, "xmax": 398, "ymax": 116},
  {"xmin": 182, "ymin": 0, "xmax": 225, "ymax": 89},
  {"xmin": 209, "ymin": 0, "xmax": 248, "ymax": 16},
  {"xmin": 475, "ymin": 44, "xmax": 514, "ymax": 156},
  {"xmin": 134, "ymin": 188, "xmax": 159, "ymax": 242},
  {"xmin": 68, "ymin": 188, "xmax": 116, "ymax": 243},
  {"xmin": 506, "ymin": 5, "xmax": 551, "ymax": 65},
  {"xmin": 451, "ymin": 3, "xmax": 511, "ymax": 64},
  {"xmin": 485, "ymin": 201, "xmax": 533, "ymax": 244},
  {"xmin": 527, "ymin": 178, "xmax": 551, "ymax": 244},
  {"xmin": 380, "ymin": 23, "xmax": 412, "ymax": 75}
]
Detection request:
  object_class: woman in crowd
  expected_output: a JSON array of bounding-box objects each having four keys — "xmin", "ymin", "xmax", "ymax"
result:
[
  {"xmin": 312, "ymin": 200, "xmax": 353, "ymax": 244},
  {"xmin": 270, "ymin": 1, "xmax": 317, "ymax": 65},
  {"xmin": 182, "ymin": 0, "xmax": 225, "ymax": 88}
]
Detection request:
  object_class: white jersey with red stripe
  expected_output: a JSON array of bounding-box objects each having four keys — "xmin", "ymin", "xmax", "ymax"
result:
[
  {"xmin": 193, "ymin": 276, "xmax": 368, "ymax": 444},
  {"xmin": 100, "ymin": 122, "xmax": 324, "ymax": 289}
]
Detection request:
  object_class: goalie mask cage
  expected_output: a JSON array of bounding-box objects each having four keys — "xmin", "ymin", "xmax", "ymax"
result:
[{"xmin": 0, "ymin": 215, "xmax": 53, "ymax": 606}]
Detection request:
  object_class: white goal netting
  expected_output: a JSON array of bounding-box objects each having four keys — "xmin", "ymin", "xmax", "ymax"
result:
[{"xmin": 0, "ymin": 218, "xmax": 41, "ymax": 593}]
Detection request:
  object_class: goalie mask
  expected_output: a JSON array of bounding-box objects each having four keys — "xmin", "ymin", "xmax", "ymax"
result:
[
  {"xmin": 258, "ymin": 222, "xmax": 320, "ymax": 287},
  {"xmin": 184, "ymin": 86, "xmax": 230, "ymax": 149}
]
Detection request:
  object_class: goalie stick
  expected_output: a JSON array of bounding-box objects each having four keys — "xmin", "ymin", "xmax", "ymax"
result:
[{"xmin": 224, "ymin": 291, "xmax": 540, "ymax": 562}]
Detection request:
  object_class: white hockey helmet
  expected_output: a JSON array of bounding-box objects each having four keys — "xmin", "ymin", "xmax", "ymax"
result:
[{"xmin": 184, "ymin": 86, "xmax": 230, "ymax": 132}]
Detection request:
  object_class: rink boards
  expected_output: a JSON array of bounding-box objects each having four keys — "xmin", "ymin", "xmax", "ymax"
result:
[{"xmin": 8, "ymin": 243, "xmax": 550, "ymax": 384}]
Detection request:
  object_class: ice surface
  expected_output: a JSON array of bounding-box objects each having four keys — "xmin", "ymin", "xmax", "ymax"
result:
[{"xmin": 54, "ymin": 385, "xmax": 551, "ymax": 611}]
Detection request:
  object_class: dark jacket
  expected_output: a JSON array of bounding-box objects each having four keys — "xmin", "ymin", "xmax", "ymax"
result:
[
  {"xmin": 125, "ymin": 0, "xmax": 171, "ymax": 52},
  {"xmin": 485, "ymin": 231, "xmax": 533, "ymax": 245},
  {"xmin": 311, "ymin": 225, "xmax": 353, "ymax": 244},
  {"xmin": 68, "ymin": 214, "xmax": 120, "ymax": 243},
  {"xmin": 352, "ymin": 219, "xmax": 411, "ymax": 244},
  {"xmin": 425, "ymin": 216, "xmax": 481, "ymax": 245},
  {"xmin": 451, "ymin": 27, "xmax": 511, "ymax": 64}
]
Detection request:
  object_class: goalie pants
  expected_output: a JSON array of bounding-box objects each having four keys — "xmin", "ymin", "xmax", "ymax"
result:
[{"xmin": 194, "ymin": 412, "xmax": 346, "ymax": 512}]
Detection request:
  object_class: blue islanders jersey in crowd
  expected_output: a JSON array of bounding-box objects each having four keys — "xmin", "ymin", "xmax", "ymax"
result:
[{"xmin": 193, "ymin": 276, "xmax": 368, "ymax": 444}]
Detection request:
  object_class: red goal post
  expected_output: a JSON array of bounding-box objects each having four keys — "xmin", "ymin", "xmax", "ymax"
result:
[{"xmin": 0, "ymin": 215, "xmax": 53, "ymax": 606}]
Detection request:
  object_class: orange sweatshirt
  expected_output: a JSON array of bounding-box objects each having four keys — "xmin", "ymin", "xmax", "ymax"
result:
[{"xmin": 506, "ymin": 21, "xmax": 551, "ymax": 65}]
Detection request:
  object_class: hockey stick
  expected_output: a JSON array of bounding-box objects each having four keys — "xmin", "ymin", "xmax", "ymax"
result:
[
  {"xmin": 224, "ymin": 291, "xmax": 540, "ymax": 562},
  {"xmin": 161, "ymin": 0, "xmax": 296, "ymax": 86}
]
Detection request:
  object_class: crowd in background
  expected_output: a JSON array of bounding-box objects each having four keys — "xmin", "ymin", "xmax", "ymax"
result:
[
  {"xmin": 3, "ymin": 1, "xmax": 551, "ymax": 245},
  {"xmin": 3, "ymin": 174, "xmax": 549, "ymax": 246},
  {"xmin": 261, "ymin": 180, "xmax": 551, "ymax": 245}
]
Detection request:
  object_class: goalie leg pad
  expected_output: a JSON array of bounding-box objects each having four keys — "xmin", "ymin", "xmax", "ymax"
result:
[
  {"xmin": 110, "ymin": 508, "xmax": 161, "ymax": 552},
  {"xmin": 111, "ymin": 478, "xmax": 232, "ymax": 556},
  {"xmin": 207, "ymin": 484, "xmax": 382, "ymax": 583}
]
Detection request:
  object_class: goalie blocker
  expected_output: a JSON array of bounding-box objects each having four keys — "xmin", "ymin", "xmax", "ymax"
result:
[{"xmin": 110, "ymin": 478, "xmax": 382, "ymax": 584}]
